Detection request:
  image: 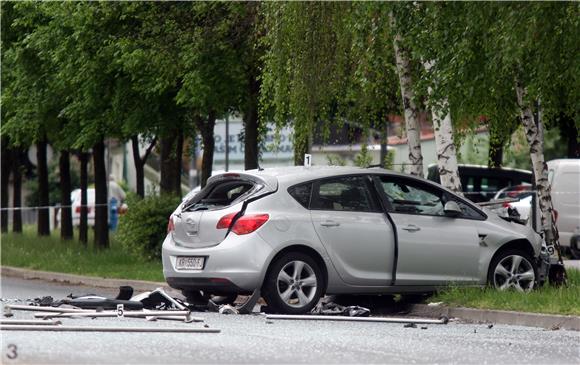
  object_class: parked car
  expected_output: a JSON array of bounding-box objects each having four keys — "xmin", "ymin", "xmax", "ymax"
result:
[
  {"xmin": 489, "ymin": 160, "xmax": 580, "ymax": 259},
  {"xmin": 162, "ymin": 166, "xmax": 549, "ymax": 314},
  {"xmin": 71, "ymin": 188, "xmax": 96, "ymax": 227},
  {"xmin": 57, "ymin": 188, "xmax": 128, "ymax": 228},
  {"xmin": 427, "ymin": 164, "xmax": 532, "ymax": 203},
  {"xmin": 490, "ymin": 184, "xmax": 534, "ymax": 222}
]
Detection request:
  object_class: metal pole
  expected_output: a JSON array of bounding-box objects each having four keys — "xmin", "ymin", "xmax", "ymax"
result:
[
  {"xmin": 0, "ymin": 320, "xmax": 62, "ymax": 326},
  {"xmin": 5, "ymin": 305, "xmax": 94, "ymax": 313},
  {"xmin": 34, "ymin": 310, "xmax": 203, "ymax": 322},
  {"xmin": 265, "ymin": 314, "xmax": 448, "ymax": 325},
  {"xmin": 225, "ymin": 115, "xmax": 229, "ymax": 172},
  {"xmin": 0, "ymin": 325, "xmax": 220, "ymax": 333}
]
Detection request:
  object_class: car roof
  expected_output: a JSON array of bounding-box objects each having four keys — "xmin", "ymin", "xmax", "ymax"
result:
[
  {"xmin": 427, "ymin": 163, "xmax": 532, "ymax": 175},
  {"xmin": 244, "ymin": 166, "xmax": 429, "ymax": 186}
]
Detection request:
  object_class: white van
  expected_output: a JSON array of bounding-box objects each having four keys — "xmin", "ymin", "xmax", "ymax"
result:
[{"xmin": 548, "ymin": 159, "xmax": 580, "ymax": 257}]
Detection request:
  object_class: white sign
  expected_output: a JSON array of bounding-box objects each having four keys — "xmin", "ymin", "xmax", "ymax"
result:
[{"xmin": 304, "ymin": 154, "xmax": 312, "ymax": 167}]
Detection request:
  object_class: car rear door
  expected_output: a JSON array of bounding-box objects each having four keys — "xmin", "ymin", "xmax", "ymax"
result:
[
  {"xmin": 310, "ymin": 175, "xmax": 396, "ymax": 286},
  {"xmin": 374, "ymin": 175, "xmax": 481, "ymax": 286}
]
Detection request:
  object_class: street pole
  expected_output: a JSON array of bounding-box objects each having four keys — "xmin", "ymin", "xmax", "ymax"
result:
[{"xmin": 225, "ymin": 115, "xmax": 229, "ymax": 172}]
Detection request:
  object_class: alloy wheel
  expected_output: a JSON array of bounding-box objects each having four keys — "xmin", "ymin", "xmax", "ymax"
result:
[
  {"xmin": 493, "ymin": 255, "xmax": 535, "ymax": 291},
  {"xmin": 276, "ymin": 260, "xmax": 318, "ymax": 308}
]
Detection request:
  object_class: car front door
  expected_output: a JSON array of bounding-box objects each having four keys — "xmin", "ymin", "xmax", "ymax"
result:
[
  {"xmin": 310, "ymin": 175, "xmax": 396, "ymax": 286},
  {"xmin": 374, "ymin": 175, "xmax": 481, "ymax": 286}
]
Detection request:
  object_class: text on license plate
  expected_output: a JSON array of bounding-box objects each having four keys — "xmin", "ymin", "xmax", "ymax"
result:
[{"xmin": 176, "ymin": 256, "xmax": 205, "ymax": 270}]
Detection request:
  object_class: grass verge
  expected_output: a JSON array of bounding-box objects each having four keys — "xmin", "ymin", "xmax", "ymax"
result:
[
  {"xmin": 431, "ymin": 269, "xmax": 580, "ymax": 316},
  {"xmin": 1, "ymin": 226, "xmax": 164, "ymax": 282}
]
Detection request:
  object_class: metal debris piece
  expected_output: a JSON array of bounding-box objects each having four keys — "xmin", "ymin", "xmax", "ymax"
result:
[
  {"xmin": 234, "ymin": 289, "xmax": 261, "ymax": 314},
  {"xmin": 0, "ymin": 325, "xmax": 220, "ymax": 333},
  {"xmin": 0, "ymin": 319, "xmax": 62, "ymax": 326},
  {"xmin": 218, "ymin": 305, "xmax": 239, "ymax": 315},
  {"xmin": 34, "ymin": 310, "xmax": 203, "ymax": 322},
  {"xmin": 404, "ymin": 323, "xmax": 417, "ymax": 328},
  {"xmin": 265, "ymin": 315, "xmax": 448, "ymax": 324},
  {"xmin": 5, "ymin": 305, "xmax": 91, "ymax": 313}
]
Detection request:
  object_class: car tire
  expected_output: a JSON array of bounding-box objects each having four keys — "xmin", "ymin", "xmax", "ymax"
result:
[
  {"xmin": 262, "ymin": 252, "xmax": 324, "ymax": 314},
  {"xmin": 487, "ymin": 249, "xmax": 538, "ymax": 291}
]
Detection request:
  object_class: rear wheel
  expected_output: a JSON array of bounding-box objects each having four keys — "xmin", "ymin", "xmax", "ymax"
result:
[
  {"xmin": 263, "ymin": 252, "xmax": 324, "ymax": 314},
  {"xmin": 487, "ymin": 249, "xmax": 537, "ymax": 291}
]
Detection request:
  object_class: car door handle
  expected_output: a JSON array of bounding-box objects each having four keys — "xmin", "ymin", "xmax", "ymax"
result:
[
  {"xmin": 401, "ymin": 224, "xmax": 421, "ymax": 232},
  {"xmin": 320, "ymin": 220, "xmax": 340, "ymax": 227}
]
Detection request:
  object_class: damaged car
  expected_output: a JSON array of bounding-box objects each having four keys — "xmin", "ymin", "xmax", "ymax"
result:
[{"xmin": 162, "ymin": 167, "xmax": 550, "ymax": 314}]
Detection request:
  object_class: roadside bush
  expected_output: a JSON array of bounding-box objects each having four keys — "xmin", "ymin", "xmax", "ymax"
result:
[{"xmin": 117, "ymin": 193, "xmax": 181, "ymax": 260}]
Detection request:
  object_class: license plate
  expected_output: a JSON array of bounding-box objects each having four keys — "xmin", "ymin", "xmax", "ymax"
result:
[{"xmin": 175, "ymin": 256, "xmax": 205, "ymax": 270}]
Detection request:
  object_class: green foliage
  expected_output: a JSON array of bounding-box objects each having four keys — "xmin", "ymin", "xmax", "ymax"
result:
[
  {"xmin": 326, "ymin": 154, "xmax": 347, "ymax": 166},
  {"xmin": 117, "ymin": 193, "xmax": 181, "ymax": 260},
  {"xmin": 354, "ymin": 144, "xmax": 373, "ymax": 167},
  {"xmin": 383, "ymin": 150, "xmax": 395, "ymax": 170}
]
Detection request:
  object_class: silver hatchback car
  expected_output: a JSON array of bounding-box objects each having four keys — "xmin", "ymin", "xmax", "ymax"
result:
[{"xmin": 162, "ymin": 167, "xmax": 548, "ymax": 314}]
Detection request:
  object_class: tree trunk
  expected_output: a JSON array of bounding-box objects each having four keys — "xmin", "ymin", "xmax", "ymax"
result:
[
  {"xmin": 12, "ymin": 150, "xmax": 23, "ymax": 233},
  {"xmin": 488, "ymin": 139, "xmax": 504, "ymax": 168},
  {"xmin": 175, "ymin": 131, "xmax": 184, "ymax": 197},
  {"xmin": 93, "ymin": 139, "xmax": 109, "ymax": 249},
  {"xmin": 59, "ymin": 150, "xmax": 73, "ymax": 240},
  {"xmin": 243, "ymin": 80, "xmax": 260, "ymax": 171},
  {"xmin": 131, "ymin": 135, "xmax": 157, "ymax": 198},
  {"xmin": 131, "ymin": 136, "xmax": 145, "ymax": 198},
  {"xmin": 160, "ymin": 131, "xmax": 181, "ymax": 195},
  {"xmin": 1, "ymin": 138, "xmax": 11, "ymax": 233},
  {"xmin": 37, "ymin": 137, "xmax": 50, "ymax": 236},
  {"xmin": 390, "ymin": 12, "xmax": 424, "ymax": 178},
  {"xmin": 423, "ymin": 61, "xmax": 462, "ymax": 194},
  {"xmin": 196, "ymin": 113, "xmax": 216, "ymax": 188},
  {"xmin": 515, "ymin": 83, "xmax": 554, "ymax": 235},
  {"xmin": 79, "ymin": 152, "xmax": 89, "ymax": 245},
  {"xmin": 430, "ymin": 99, "xmax": 463, "ymax": 194}
]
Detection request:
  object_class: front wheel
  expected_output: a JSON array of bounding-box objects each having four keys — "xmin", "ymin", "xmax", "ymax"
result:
[
  {"xmin": 487, "ymin": 249, "xmax": 537, "ymax": 292},
  {"xmin": 262, "ymin": 252, "xmax": 324, "ymax": 314}
]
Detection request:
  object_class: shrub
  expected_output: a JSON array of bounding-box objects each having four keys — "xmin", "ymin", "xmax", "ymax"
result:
[{"xmin": 117, "ymin": 193, "xmax": 181, "ymax": 260}]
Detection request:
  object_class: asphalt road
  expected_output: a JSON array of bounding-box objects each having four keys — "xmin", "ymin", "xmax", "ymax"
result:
[{"xmin": 1, "ymin": 277, "xmax": 579, "ymax": 364}]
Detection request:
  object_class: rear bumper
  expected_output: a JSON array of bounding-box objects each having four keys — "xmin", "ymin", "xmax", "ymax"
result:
[{"xmin": 161, "ymin": 231, "xmax": 273, "ymax": 293}]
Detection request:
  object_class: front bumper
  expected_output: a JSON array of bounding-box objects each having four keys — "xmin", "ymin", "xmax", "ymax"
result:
[{"xmin": 161, "ymin": 231, "xmax": 273, "ymax": 293}]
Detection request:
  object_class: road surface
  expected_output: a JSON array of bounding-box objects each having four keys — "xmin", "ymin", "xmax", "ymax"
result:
[{"xmin": 1, "ymin": 276, "xmax": 579, "ymax": 364}]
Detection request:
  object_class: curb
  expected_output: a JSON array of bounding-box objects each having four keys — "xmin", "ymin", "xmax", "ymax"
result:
[
  {"xmin": 409, "ymin": 304, "xmax": 580, "ymax": 331},
  {"xmin": 1, "ymin": 266, "xmax": 167, "ymax": 293}
]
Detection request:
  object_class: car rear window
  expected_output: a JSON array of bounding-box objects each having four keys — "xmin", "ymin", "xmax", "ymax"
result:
[
  {"xmin": 184, "ymin": 180, "xmax": 255, "ymax": 211},
  {"xmin": 288, "ymin": 183, "xmax": 312, "ymax": 208}
]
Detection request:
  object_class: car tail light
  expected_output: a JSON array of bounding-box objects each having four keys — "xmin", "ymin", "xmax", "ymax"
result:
[
  {"xmin": 503, "ymin": 202, "xmax": 512, "ymax": 208},
  {"xmin": 553, "ymin": 209, "xmax": 558, "ymax": 224},
  {"xmin": 167, "ymin": 216, "xmax": 175, "ymax": 233},
  {"xmin": 231, "ymin": 214, "xmax": 269, "ymax": 235},
  {"xmin": 216, "ymin": 212, "xmax": 239, "ymax": 229},
  {"xmin": 75, "ymin": 206, "xmax": 81, "ymax": 213}
]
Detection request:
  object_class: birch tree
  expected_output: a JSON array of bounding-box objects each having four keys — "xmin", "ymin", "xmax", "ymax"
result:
[{"xmin": 389, "ymin": 11, "xmax": 423, "ymax": 177}]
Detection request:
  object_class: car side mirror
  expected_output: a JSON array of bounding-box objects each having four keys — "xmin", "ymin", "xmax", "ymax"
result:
[{"xmin": 444, "ymin": 201, "xmax": 462, "ymax": 217}]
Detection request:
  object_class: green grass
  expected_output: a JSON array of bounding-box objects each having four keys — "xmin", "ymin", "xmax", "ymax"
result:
[
  {"xmin": 431, "ymin": 269, "xmax": 580, "ymax": 316},
  {"xmin": 1, "ymin": 226, "xmax": 164, "ymax": 282}
]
